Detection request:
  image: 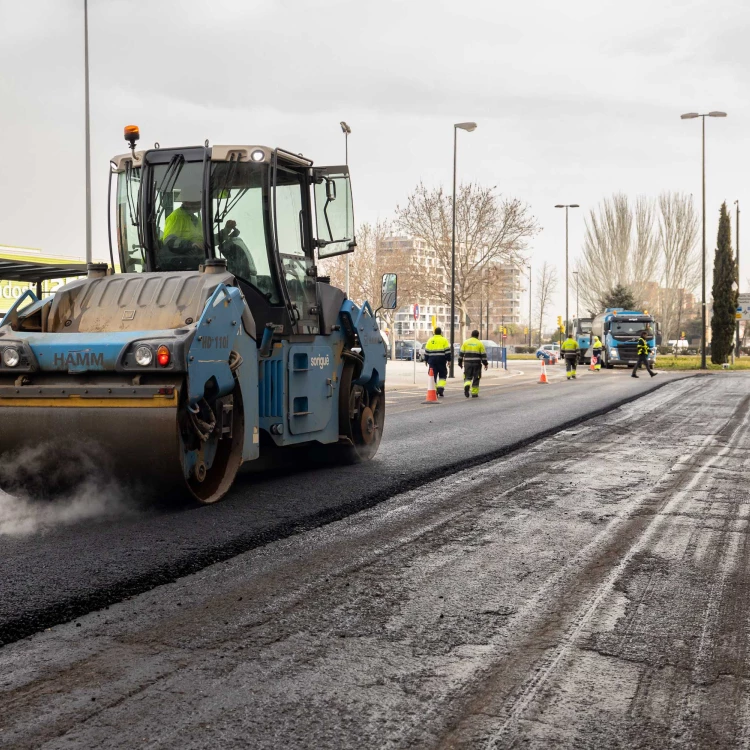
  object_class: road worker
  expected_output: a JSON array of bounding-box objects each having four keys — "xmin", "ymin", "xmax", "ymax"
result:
[
  {"xmin": 631, "ymin": 330, "xmax": 657, "ymax": 379},
  {"xmin": 459, "ymin": 329, "xmax": 488, "ymax": 398},
  {"xmin": 591, "ymin": 334, "xmax": 604, "ymax": 371},
  {"xmin": 561, "ymin": 332, "xmax": 579, "ymax": 380},
  {"xmin": 424, "ymin": 327, "xmax": 452, "ymax": 397}
]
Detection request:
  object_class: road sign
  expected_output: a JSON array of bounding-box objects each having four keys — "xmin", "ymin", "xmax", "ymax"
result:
[
  {"xmin": 413, "ymin": 303, "xmax": 420, "ymax": 321},
  {"xmin": 736, "ymin": 294, "xmax": 750, "ymax": 320}
]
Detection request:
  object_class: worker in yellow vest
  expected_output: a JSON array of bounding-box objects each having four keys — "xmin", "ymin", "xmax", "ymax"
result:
[
  {"xmin": 591, "ymin": 335, "xmax": 604, "ymax": 371},
  {"xmin": 561, "ymin": 332, "xmax": 579, "ymax": 380},
  {"xmin": 424, "ymin": 327, "xmax": 452, "ymax": 396},
  {"xmin": 458, "ymin": 330, "xmax": 488, "ymax": 398}
]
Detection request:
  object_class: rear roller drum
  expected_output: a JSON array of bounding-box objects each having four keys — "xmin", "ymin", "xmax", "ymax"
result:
[{"xmin": 337, "ymin": 362, "xmax": 385, "ymax": 462}]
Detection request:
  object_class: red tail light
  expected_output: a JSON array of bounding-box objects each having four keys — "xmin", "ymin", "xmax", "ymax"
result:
[{"xmin": 157, "ymin": 345, "xmax": 170, "ymax": 367}]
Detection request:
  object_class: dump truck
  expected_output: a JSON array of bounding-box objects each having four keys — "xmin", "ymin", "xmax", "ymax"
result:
[{"xmin": 0, "ymin": 127, "xmax": 396, "ymax": 503}]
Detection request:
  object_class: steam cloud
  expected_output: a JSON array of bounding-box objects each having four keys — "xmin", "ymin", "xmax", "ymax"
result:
[{"xmin": 0, "ymin": 442, "xmax": 141, "ymax": 537}]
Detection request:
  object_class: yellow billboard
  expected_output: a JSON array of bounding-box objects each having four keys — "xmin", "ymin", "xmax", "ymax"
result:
[{"xmin": 0, "ymin": 245, "xmax": 89, "ymax": 313}]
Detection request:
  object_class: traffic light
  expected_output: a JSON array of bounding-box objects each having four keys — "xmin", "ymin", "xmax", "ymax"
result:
[
  {"xmin": 557, "ymin": 315, "xmax": 564, "ymax": 332},
  {"xmin": 524, "ymin": 327, "xmax": 528, "ymax": 335}
]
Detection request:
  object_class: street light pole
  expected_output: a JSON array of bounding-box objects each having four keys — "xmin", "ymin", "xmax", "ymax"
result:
[
  {"xmin": 527, "ymin": 264, "xmax": 532, "ymax": 347},
  {"xmin": 449, "ymin": 121, "xmax": 477, "ymax": 378},
  {"xmin": 340, "ymin": 122, "xmax": 351, "ymax": 297},
  {"xmin": 84, "ymin": 0, "xmax": 92, "ymax": 264},
  {"xmin": 555, "ymin": 204, "xmax": 580, "ymax": 336},
  {"xmin": 681, "ymin": 111, "xmax": 727, "ymax": 369}
]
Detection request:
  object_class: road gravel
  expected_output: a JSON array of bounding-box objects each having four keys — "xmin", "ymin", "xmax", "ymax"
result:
[{"xmin": 4, "ymin": 374, "xmax": 750, "ymax": 748}]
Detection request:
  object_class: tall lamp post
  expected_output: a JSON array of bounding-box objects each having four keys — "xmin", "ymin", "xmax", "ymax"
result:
[
  {"xmin": 680, "ymin": 111, "xmax": 727, "ymax": 369},
  {"xmin": 340, "ymin": 121, "xmax": 351, "ymax": 297},
  {"xmin": 527, "ymin": 264, "xmax": 532, "ymax": 347},
  {"xmin": 449, "ymin": 121, "xmax": 477, "ymax": 378},
  {"xmin": 554, "ymin": 204, "xmax": 580, "ymax": 335},
  {"xmin": 735, "ymin": 199, "xmax": 741, "ymax": 358},
  {"xmin": 84, "ymin": 0, "xmax": 92, "ymax": 264}
]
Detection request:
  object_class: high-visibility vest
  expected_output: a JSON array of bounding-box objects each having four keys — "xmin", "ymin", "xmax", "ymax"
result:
[
  {"xmin": 637, "ymin": 337, "xmax": 650, "ymax": 355},
  {"xmin": 425, "ymin": 334, "xmax": 452, "ymax": 359},
  {"xmin": 561, "ymin": 337, "xmax": 578, "ymax": 352},
  {"xmin": 459, "ymin": 337, "xmax": 488, "ymax": 366},
  {"xmin": 164, "ymin": 207, "xmax": 203, "ymax": 244}
]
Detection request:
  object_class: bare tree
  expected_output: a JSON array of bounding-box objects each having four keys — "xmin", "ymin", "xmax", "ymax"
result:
[
  {"xmin": 320, "ymin": 220, "xmax": 419, "ymax": 357},
  {"xmin": 536, "ymin": 261, "xmax": 558, "ymax": 346},
  {"xmin": 656, "ymin": 192, "xmax": 699, "ymax": 341},
  {"xmin": 576, "ymin": 193, "xmax": 658, "ymax": 313},
  {"xmin": 395, "ymin": 182, "xmax": 539, "ymax": 341}
]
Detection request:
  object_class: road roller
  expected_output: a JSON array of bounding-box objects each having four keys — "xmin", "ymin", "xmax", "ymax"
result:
[{"xmin": 0, "ymin": 127, "xmax": 396, "ymax": 503}]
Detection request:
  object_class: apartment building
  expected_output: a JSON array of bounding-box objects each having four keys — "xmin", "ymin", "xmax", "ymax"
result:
[{"xmin": 378, "ymin": 236, "xmax": 523, "ymax": 341}]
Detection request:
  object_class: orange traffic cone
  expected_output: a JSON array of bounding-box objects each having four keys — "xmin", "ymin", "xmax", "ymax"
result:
[
  {"xmin": 538, "ymin": 359, "xmax": 549, "ymax": 384},
  {"xmin": 589, "ymin": 355, "xmax": 597, "ymax": 371},
  {"xmin": 423, "ymin": 367, "xmax": 440, "ymax": 404}
]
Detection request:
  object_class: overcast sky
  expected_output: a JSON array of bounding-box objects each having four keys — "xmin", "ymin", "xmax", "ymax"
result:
[{"xmin": 1, "ymin": 0, "xmax": 747, "ymax": 319}]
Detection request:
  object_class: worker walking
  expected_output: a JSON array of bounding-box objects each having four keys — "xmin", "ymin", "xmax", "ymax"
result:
[
  {"xmin": 561, "ymin": 332, "xmax": 579, "ymax": 380},
  {"xmin": 424, "ymin": 327, "xmax": 452, "ymax": 397},
  {"xmin": 591, "ymin": 334, "xmax": 604, "ymax": 371},
  {"xmin": 631, "ymin": 330, "xmax": 657, "ymax": 378},
  {"xmin": 459, "ymin": 330, "xmax": 488, "ymax": 398}
]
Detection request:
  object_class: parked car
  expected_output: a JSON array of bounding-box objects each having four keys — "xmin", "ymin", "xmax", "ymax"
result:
[
  {"xmin": 416, "ymin": 342, "xmax": 427, "ymax": 361},
  {"xmin": 394, "ymin": 340, "xmax": 416, "ymax": 360},
  {"xmin": 536, "ymin": 343, "xmax": 561, "ymax": 360}
]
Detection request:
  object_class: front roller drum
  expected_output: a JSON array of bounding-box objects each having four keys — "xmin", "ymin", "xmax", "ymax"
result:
[{"xmin": 0, "ymin": 390, "xmax": 244, "ymax": 505}]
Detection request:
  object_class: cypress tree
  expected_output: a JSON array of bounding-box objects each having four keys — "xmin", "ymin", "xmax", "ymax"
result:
[{"xmin": 710, "ymin": 202, "xmax": 737, "ymax": 364}]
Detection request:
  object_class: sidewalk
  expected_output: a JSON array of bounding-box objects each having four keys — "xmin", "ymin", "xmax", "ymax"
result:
[{"xmin": 384, "ymin": 359, "xmax": 515, "ymax": 391}]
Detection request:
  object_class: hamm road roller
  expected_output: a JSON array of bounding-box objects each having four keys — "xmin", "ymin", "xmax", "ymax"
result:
[{"xmin": 0, "ymin": 127, "xmax": 396, "ymax": 503}]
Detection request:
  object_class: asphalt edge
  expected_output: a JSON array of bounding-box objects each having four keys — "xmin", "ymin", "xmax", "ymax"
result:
[{"xmin": 0, "ymin": 373, "xmax": 699, "ymax": 648}]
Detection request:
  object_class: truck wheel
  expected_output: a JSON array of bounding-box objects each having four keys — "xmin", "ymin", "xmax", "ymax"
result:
[{"xmin": 337, "ymin": 362, "xmax": 385, "ymax": 462}]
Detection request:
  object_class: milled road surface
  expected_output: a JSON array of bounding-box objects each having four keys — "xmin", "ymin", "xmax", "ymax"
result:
[
  {"xmin": 2, "ymin": 374, "xmax": 749, "ymax": 748},
  {"xmin": 0, "ymin": 365, "xmax": 681, "ymax": 647}
]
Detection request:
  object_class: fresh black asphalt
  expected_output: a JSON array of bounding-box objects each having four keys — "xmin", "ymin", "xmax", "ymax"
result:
[{"xmin": 0, "ymin": 370, "xmax": 691, "ymax": 646}]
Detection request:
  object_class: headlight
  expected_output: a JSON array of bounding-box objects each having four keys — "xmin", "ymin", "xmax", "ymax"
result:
[
  {"xmin": 134, "ymin": 345, "xmax": 153, "ymax": 366},
  {"xmin": 609, "ymin": 349, "xmax": 619, "ymax": 359},
  {"xmin": 2, "ymin": 347, "xmax": 20, "ymax": 367}
]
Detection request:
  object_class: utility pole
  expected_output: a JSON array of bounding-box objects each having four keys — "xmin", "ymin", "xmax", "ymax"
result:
[
  {"xmin": 680, "ymin": 111, "xmax": 727, "ymax": 369},
  {"xmin": 84, "ymin": 0, "xmax": 92, "ymax": 264},
  {"xmin": 449, "ymin": 122, "xmax": 477, "ymax": 377},
  {"xmin": 555, "ymin": 204, "xmax": 580, "ymax": 335}
]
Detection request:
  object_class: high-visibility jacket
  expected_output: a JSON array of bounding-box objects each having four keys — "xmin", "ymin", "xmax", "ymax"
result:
[
  {"xmin": 592, "ymin": 336, "xmax": 603, "ymax": 350},
  {"xmin": 637, "ymin": 337, "xmax": 650, "ymax": 355},
  {"xmin": 425, "ymin": 334, "xmax": 452, "ymax": 361},
  {"xmin": 561, "ymin": 337, "xmax": 578, "ymax": 353},
  {"xmin": 164, "ymin": 207, "xmax": 203, "ymax": 245},
  {"xmin": 458, "ymin": 337, "xmax": 488, "ymax": 367}
]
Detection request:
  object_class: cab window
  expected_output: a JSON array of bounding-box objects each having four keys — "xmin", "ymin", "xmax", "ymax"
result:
[{"xmin": 210, "ymin": 162, "xmax": 281, "ymax": 303}]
